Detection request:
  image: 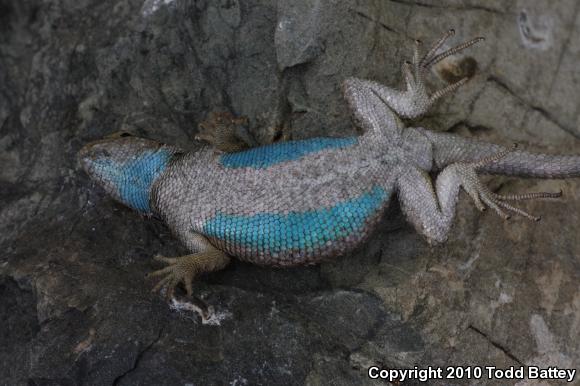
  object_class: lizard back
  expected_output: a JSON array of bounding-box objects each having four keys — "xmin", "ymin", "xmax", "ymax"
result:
[{"xmin": 152, "ymin": 135, "xmax": 397, "ymax": 266}]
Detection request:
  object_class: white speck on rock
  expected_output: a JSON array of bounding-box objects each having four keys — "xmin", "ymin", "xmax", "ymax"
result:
[
  {"xmin": 487, "ymin": 290, "xmax": 514, "ymax": 321},
  {"xmin": 459, "ymin": 252, "xmax": 479, "ymax": 272},
  {"xmin": 141, "ymin": 0, "xmax": 175, "ymax": 18},
  {"xmin": 229, "ymin": 376, "xmax": 249, "ymax": 386},
  {"xmin": 498, "ymin": 292, "xmax": 512, "ymax": 304},
  {"xmin": 170, "ymin": 298, "xmax": 231, "ymax": 326}
]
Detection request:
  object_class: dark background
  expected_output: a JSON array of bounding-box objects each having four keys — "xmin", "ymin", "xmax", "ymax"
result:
[{"xmin": 1, "ymin": 0, "xmax": 579, "ymax": 385}]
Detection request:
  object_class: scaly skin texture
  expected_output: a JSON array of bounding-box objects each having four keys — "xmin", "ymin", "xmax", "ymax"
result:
[{"xmin": 79, "ymin": 30, "xmax": 580, "ymax": 298}]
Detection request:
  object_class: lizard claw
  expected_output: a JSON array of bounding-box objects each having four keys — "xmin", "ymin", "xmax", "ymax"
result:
[
  {"xmin": 418, "ymin": 31, "xmax": 484, "ymax": 71},
  {"xmin": 147, "ymin": 249, "xmax": 230, "ymax": 301},
  {"xmin": 147, "ymin": 254, "xmax": 197, "ymax": 299},
  {"xmin": 400, "ymin": 28, "xmax": 484, "ymax": 118}
]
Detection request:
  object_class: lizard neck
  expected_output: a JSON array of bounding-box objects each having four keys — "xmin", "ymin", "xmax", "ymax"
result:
[{"xmin": 115, "ymin": 148, "xmax": 176, "ymax": 214}]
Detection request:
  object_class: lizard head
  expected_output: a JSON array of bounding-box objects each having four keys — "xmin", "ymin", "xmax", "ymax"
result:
[{"xmin": 78, "ymin": 133, "xmax": 179, "ymax": 215}]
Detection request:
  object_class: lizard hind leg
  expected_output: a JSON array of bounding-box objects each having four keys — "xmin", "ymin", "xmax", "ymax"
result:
[
  {"xmin": 396, "ymin": 146, "xmax": 563, "ymax": 244},
  {"xmin": 147, "ymin": 239, "xmax": 230, "ymax": 299},
  {"xmin": 461, "ymin": 145, "xmax": 562, "ymax": 221},
  {"xmin": 413, "ymin": 29, "xmax": 484, "ymax": 103},
  {"xmin": 345, "ymin": 28, "xmax": 485, "ymax": 126}
]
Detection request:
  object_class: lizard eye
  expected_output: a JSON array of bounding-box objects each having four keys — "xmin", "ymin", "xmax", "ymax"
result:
[{"xmin": 119, "ymin": 132, "xmax": 133, "ymax": 138}]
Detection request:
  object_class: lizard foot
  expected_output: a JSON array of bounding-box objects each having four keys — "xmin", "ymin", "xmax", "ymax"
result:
[
  {"xmin": 147, "ymin": 249, "xmax": 230, "ymax": 300},
  {"xmin": 196, "ymin": 111, "xmax": 256, "ymax": 153},
  {"xmin": 449, "ymin": 144, "xmax": 562, "ymax": 221},
  {"xmin": 401, "ymin": 29, "xmax": 484, "ymax": 117}
]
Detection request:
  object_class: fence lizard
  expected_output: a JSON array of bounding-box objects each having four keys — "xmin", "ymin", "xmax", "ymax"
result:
[{"xmin": 79, "ymin": 30, "xmax": 578, "ymax": 298}]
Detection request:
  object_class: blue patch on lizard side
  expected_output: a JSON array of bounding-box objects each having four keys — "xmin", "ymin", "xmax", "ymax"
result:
[
  {"xmin": 202, "ymin": 186, "xmax": 388, "ymax": 254},
  {"xmin": 91, "ymin": 149, "xmax": 172, "ymax": 213},
  {"xmin": 219, "ymin": 136, "xmax": 358, "ymax": 169}
]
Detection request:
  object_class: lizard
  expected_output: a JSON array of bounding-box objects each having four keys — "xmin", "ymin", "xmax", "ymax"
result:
[{"xmin": 78, "ymin": 29, "xmax": 580, "ymax": 299}]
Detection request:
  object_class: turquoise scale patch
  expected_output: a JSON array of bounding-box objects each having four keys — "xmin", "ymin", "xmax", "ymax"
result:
[
  {"xmin": 219, "ymin": 136, "xmax": 357, "ymax": 169},
  {"xmin": 203, "ymin": 186, "xmax": 388, "ymax": 254},
  {"xmin": 91, "ymin": 149, "xmax": 172, "ymax": 213}
]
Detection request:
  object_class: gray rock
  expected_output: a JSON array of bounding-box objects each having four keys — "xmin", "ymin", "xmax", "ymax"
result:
[
  {"xmin": 275, "ymin": 0, "xmax": 324, "ymax": 70},
  {"xmin": 1, "ymin": 0, "xmax": 579, "ymax": 385}
]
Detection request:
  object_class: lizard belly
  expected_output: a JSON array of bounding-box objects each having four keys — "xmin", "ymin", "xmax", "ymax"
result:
[{"xmin": 200, "ymin": 185, "xmax": 390, "ymax": 266}]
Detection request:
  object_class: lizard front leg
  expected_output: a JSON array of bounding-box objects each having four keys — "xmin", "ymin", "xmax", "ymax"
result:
[
  {"xmin": 148, "ymin": 233, "xmax": 230, "ymax": 299},
  {"xmin": 196, "ymin": 111, "xmax": 257, "ymax": 153},
  {"xmin": 397, "ymin": 146, "xmax": 561, "ymax": 244}
]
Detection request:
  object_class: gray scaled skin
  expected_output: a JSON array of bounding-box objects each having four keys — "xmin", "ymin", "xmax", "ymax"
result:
[{"xmin": 79, "ymin": 30, "xmax": 580, "ymax": 299}]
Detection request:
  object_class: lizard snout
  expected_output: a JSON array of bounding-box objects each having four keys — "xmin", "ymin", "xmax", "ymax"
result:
[{"xmin": 77, "ymin": 140, "xmax": 112, "ymax": 175}]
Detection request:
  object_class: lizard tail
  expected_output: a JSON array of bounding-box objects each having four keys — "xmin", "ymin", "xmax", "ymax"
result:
[{"xmin": 424, "ymin": 129, "xmax": 580, "ymax": 178}]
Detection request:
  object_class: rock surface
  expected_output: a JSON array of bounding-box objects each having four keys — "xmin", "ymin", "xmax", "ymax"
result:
[{"xmin": 1, "ymin": 0, "xmax": 579, "ymax": 385}]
